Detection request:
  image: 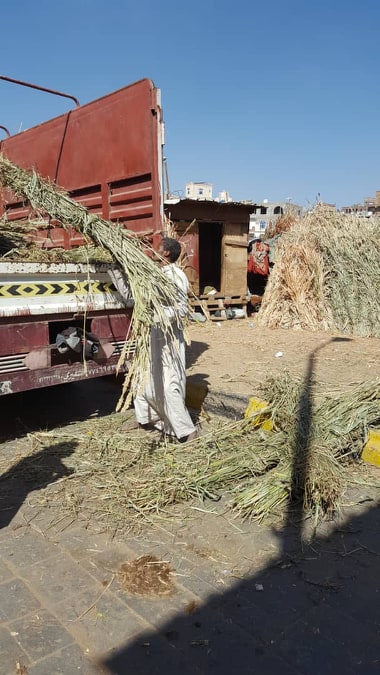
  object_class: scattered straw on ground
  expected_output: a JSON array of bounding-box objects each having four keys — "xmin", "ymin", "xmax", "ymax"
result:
[{"xmin": 3, "ymin": 375, "xmax": 378, "ymax": 536}]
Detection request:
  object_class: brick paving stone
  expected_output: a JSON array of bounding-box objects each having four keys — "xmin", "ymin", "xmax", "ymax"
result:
[
  {"xmin": 76, "ymin": 542, "xmax": 139, "ymax": 585},
  {"xmin": 134, "ymin": 607, "xmax": 302, "ymax": 675},
  {"xmin": 0, "ymin": 578, "xmax": 41, "ymax": 622},
  {"xmin": 8, "ymin": 609, "xmax": 74, "ymax": 661},
  {"xmin": 222, "ymin": 565, "xmax": 316, "ymax": 626},
  {"xmin": 0, "ymin": 625, "xmax": 30, "ymax": 674},
  {"xmin": 0, "ymin": 530, "xmax": 59, "ymax": 568},
  {"xmin": 324, "ymin": 578, "xmax": 380, "ymax": 631},
  {"xmin": 296, "ymin": 604, "xmax": 380, "ymax": 669},
  {"xmin": 102, "ymin": 633, "xmax": 206, "ymax": 675},
  {"xmin": 175, "ymin": 570, "xmax": 219, "ymax": 601},
  {"xmin": 27, "ymin": 641, "xmax": 106, "ymax": 675},
  {"xmin": 18, "ymin": 553, "xmax": 103, "ymax": 608},
  {"xmin": 57, "ymin": 527, "xmax": 115, "ymax": 564},
  {"xmin": 116, "ymin": 590, "xmax": 198, "ymax": 632},
  {"xmin": 0, "ymin": 464, "xmax": 378, "ymax": 675},
  {"xmin": 120, "ymin": 535, "xmax": 174, "ymax": 560},
  {"xmin": 277, "ymin": 618, "xmax": 360, "ymax": 675},
  {"xmin": 55, "ymin": 589, "xmax": 148, "ymax": 657},
  {"xmin": 105, "ymin": 634, "xmax": 301, "ymax": 675},
  {"xmin": 206, "ymin": 590, "xmax": 295, "ymax": 646}
]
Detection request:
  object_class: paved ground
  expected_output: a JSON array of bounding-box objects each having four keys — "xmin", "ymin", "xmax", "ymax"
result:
[
  {"xmin": 0, "ymin": 460, "xmax": 379, "ymax": 674},
  {"xmin": 0, "ymin": 370, "xmax": 379, "ymax": 674}
]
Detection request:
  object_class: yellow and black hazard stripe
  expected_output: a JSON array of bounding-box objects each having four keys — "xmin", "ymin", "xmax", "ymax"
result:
[{"xmin": 0, "ymin": 280, "xmax": 115, "ymax": 298}]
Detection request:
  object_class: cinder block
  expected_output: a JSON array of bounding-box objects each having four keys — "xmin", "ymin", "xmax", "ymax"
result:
[
  {"xmin": 186, "ymin": 382, "xmax": 209, "ymax": 412},
  {"xmin": 362, "ymin": 428, "xmax": 380, "ymax": 468},
  {"xmin": 244, "ymin": 397, "xmax": 273, "ymax": 431}
]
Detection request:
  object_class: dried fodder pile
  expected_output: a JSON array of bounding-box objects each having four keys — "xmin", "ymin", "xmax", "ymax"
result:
[
  {"xmin": 0, "ymin": 154, "xmax": 181, "ymax": 409},
  {"xmin": 7, "ymin": 375, "xmax": 379, "ymax": 534},
  {"xmin": 118, "ymin": 555, "xmax": 175, "ymax": 597},
  {"xmin": 258, "ymin": 207, "xmax": 380, "ymax": 337},
  {"xmin": 265, "ymin": 210, "xmax": 298, "ymax": 239}
]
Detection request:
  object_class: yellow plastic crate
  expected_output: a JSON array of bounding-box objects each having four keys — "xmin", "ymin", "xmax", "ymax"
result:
[
  {"xmin": 362, "ymin": 428, "xmax": 380, "ymax": 468},
  {"xmin": 244, "ymin": 397, "xmax": 273, "ymax": 431}
]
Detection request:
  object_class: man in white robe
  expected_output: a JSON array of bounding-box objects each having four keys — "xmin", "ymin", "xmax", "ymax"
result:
[{"xmin": 133, "ymin": 238, "xmax": 198, "ymax": 442}]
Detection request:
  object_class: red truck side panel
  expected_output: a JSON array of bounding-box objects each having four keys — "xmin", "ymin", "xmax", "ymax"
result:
[
  {"xmin": 0, "ymin": 78, "xmax": 163, "ymax": 242},
  {"xmin": 0, "ymin": 79, "xmax": 161, "ymax": 394}
]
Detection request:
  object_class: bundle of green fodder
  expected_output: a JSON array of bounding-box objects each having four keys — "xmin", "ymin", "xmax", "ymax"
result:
[
  {"xmin": 0, "ymin": 216, "xmax": 47, "ymax": 256},
  {"xmin": 233, "ymin": 373, "xmax": 380, "ymax": 521},
  {"xmin": 258, "ymin": 206, "xmax": 380, "ymax": 337},
  {"xmin": 0, "ymin": 216, "xmax": 113, "ymax": 263},
  {"xmin": 28, "ymin": 374, "xmax": 380, "ymax": 532},
  {"xmin": 6, "ymin": 243, "xmax": 114, "ymax": 263},
  {"xmin": 0, "ymin": 154, "xmax": 181, "ymax": 409}
]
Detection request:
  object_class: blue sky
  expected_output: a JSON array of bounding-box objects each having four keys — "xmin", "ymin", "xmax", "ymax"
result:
[{"xmin": 1, "ymin": 0, "xmax": 379, "ymax": 207}]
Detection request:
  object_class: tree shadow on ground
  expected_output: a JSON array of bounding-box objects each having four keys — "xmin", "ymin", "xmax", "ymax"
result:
[
  {"xmin": 0, "ymin": 440, "xmax": 77, "ymax": 529},
  {"xmin": 102, "ymin": 337, "xmax": 380, "ymax": 674},
  {"xmin": 0, "ymin": 376, "xmax": 122, "ymax": 442}
]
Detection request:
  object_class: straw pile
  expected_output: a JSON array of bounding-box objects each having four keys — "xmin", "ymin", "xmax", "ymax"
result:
[
  {"xmin": 258, "ymin": 207, "xmax": 380, "ymax": 337},
  {"xmin": 0, "ymin": 154, "xmax": 182, "ymax": 409},
  {"xmin": 9, "ymin": 374, "xmax": 379, "ymax": 533}
]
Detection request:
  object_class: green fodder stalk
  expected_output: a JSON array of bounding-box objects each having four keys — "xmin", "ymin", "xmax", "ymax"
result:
[
  {"xmin": 314, "ymin": 379, "xmax": 380, "ymax": 454},
  {"xmin": 303, "ymin": 448, "xmax": 344, "ymax": 518},
  {"xmin": 233, "ymin": 468, "xmax": 290, "ymax": 522},
  {"xmin": 12, "ymin": 377, "xmax": 380, "ymax": 533},
  {"xmin": 0, "ymin": 154, "xmax": 182, "ymax": 409},
  {"xmin": 0, "ymin": 215, "xmax": 48, "ymax": 256},
  {"xmin": 231, "ymin": 447, "xmax": 344, "ymax": 523}
]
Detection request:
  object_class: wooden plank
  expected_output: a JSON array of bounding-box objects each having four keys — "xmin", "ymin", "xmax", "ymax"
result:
[{"xmin": 190, "ymin": 294, "xmax": 248, "ymax": 321}]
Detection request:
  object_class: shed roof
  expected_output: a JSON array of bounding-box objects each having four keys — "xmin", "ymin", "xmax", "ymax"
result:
[{"xmin": 164, "ymin": 198, "xmax": 257, "ymax": 214}]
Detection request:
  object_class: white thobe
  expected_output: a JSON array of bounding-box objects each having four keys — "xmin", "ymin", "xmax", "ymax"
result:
[{"xmin": 134, "ymin": 264, "xmax": 196, "ymax": 440}]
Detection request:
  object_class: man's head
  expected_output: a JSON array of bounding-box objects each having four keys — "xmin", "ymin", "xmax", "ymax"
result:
[{"xmin": 160, "ymin": 237, "xmax": 181, "ymax": 263}]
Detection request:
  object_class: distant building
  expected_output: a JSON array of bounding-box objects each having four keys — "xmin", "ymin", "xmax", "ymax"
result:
[
  {"xmin": 248, "ymin": 201, "xmax": 303, "ymax": 239},
  {"xmin": 185, "ymin": 182, "xmax": 213, "ymax": 201},
  {"xmin": 183, "ymin": 182, "xmax": 306, "ymax": 237},
  {"xmin": 341, "ymin": 191, "xmax": 380, "ymax": 216},
  {"xmin": 215, "ymin": 190, "xmax": 232, "ymax": 203}
]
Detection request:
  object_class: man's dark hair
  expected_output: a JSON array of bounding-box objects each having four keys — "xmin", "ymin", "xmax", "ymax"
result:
[{"xmin": 162, "ymin": 237, "xmax": 181, "ymax": 263}]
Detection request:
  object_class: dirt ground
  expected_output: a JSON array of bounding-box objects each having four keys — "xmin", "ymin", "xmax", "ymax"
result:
[
  {"xmin": 0, "ymin": 318, "xmax": 379, "ymax": 440},
  {"xmin": 186, "ymin": 318, "xmax": 380, "ymax": 404}
]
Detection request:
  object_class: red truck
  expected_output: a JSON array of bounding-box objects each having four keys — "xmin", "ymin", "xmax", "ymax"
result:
[{"xmin": 0, "ymin": 78, "xmax": 164, "ymax": 396}]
